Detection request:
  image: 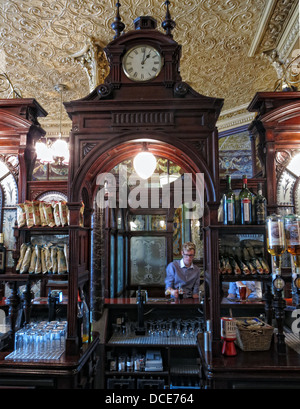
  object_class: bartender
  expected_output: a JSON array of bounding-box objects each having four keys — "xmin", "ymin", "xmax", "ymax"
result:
[{"xmin": 165, "ymin": 242, "xmax": 201, "ymax": 299}]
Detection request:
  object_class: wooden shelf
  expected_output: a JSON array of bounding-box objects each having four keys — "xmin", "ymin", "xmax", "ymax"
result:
[
  {"xmin": 204, "ymin": 224, "xmax": 266, "ymax": 233},
  {"xmin": 0, "ymin": 273, "xmax": 69, "ymax": 282},
  {"xmin": 219, "ymin": 274, "xmax": 271, "ymax": 282}
]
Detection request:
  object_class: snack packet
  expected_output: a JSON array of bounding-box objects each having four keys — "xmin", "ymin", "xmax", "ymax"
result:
[
  {"xmin": 20, "ymin": 244, "xmax": 32, "ymax": 273},
  {"xmin": 16, "ymin": 242, "xmax": 27, "ymax": 271},
  {"xmin": 24, "ymin": 201, "xmax": 34, "ymax": 228},
  {"xmin": 39, "ymin": 201, "xmax": 47, "ymax": 226},
  {"xmin": 52, "ymin": 201, "xmax": 61, "ymax": 226},
  {"xmin": 16, "ymin": 203, "xmax": 26, "ymax": 228},
  {"xmin": 57, "ymin": 246, "xmax": 68, "ymax": 274},
  {"xmin": 32, "ymin": 200, "xmax": 41, "ymax": 226},
  {"xmin": 42, "ymin": 202, "xmax": 55, "ymax": 227},
  {"xmin": 59, "ymin": 201, "xmax": 68, "ymax": 227},
  {"xmin": 28, "ymin": 245, "xmax": 37, "ymax": 273},
  {"xmin": 51, "ymin": 246, "xmax": 58, "ymax": 274},
  {"xmin": 35, "ymin": 244, "xmax": 42, "ymax": 274}
]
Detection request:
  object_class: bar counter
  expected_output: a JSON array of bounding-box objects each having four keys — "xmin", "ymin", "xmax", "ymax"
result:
[
  {"xmin": 197, "ymin": 331, "xmax": 300, "ymax": 389},
  {"xmin": 0, "ymin": 332, "xmax": 100, "ymax": 389}
]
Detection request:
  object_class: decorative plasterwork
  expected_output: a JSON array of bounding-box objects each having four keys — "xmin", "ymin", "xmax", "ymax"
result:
[
  {"xmin": 217, "ymin": 103, "xmax": 256, "ymax": 132},
  {"xmin": 249, "ymin": 0, "xmax": 298, "ymax": 57},
  {"xmin": 0, "ymin": 0, "xmax": 295, "ymax": 136}
]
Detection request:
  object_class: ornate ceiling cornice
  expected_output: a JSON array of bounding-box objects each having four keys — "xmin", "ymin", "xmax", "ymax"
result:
[{"xmin": 249, "ymin": 0, "xmax": 298, "ymax": 57}]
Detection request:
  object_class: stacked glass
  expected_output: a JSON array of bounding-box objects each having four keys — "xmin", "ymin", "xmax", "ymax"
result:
[{"xmin": 5, "ymin": 320, "xmax": 67, "ymax": 361}]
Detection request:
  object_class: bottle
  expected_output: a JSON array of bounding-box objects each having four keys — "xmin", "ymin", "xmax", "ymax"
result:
[
  {"xmin": 239, "ymin": 175, "xmax": 252, "ymax": 225},
  {"xmin": 0, "ymin": 233, "xmax": 6, "ymax": 274},
  {"xmin": 223, "ymin": 175, "xmax": 235, "ymax": 225},
  {"xmin": 77, "ymin": 291, "xmax": 83, "ymax": 348},
  {"xmin": 284, "ymin": 214, "xmax": 300, "ymax": 274},
  {"xmin": 254, "ymin": 183, "xmax": 267, "ymax": 224},
  {"xmin": 80, "ymin": 290, "xmax": 90, "ymax": 343},
  {"xmin": 266, "ymin": 214, "xmax": 286, "ymax": 275}
]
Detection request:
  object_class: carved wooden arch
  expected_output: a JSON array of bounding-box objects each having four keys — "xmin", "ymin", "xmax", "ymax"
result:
[
  {"xmin": 0, "ymin": 107, "xmax": 46, "ymax": 202},
  {"xmin": 0, "ymin": 109, "xmax": 32, "ymax": 136},
  {"xmin": 68, "ymin": 132, "xmax": 217, "ymax": 206},
  {"xmin": 261, "ymin": 101, "xmax": 300, "ymax": 129}
]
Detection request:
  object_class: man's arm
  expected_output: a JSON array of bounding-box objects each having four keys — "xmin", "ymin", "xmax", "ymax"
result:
[{"xmin": 165, "ymin": 262, "xmax": 179, "ymax": 298}]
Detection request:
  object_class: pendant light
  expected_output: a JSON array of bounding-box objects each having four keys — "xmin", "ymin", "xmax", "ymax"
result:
[
  {"xmin": 133, "ymin": 143, "xmax": 157, "ymax": 179},
  {"xmin": 35, "ymin": 84, "xmax": 69, "ymax": 165},
  {"xmin": 51, "ymin": 84, "xmax": 69, "ymax": 165}
]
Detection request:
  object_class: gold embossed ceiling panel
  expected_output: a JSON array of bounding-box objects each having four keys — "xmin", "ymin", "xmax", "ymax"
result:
[{"xmin": 0, "ymin": 0, "xmax": 297, "ymax": 135}]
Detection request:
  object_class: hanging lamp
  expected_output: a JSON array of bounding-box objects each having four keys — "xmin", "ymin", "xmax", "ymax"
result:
[
  {"xmin": 51, "ymin": 84, "xmax": 69, "ymax": 165},
  {"xmin": 133, "ymin": 143, "xmax": 157, "ymax": 179}
]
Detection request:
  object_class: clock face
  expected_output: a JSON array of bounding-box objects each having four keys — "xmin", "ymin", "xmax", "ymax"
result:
[{"xmin": 122, "ymin": 45, "xmax": 163, "ymax": 82}]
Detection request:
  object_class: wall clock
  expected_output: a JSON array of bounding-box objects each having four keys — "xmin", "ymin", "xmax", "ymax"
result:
[{"xmin": 122, "ymin": 45, "xmax": 163, "ymax": 82}]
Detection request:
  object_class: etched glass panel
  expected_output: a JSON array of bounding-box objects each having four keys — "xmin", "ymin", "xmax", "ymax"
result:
[
  {"xmin": 1, "ymin": 173, "xmax": 18, "ymax": 206},
  {"xmin": 150, "ymin": 215, "xmax": 166, "ymax": 231},
  {"xmin": 277, "ymin": 170, "xmax": 295, "ymax": 206},
  {"xmin": 129, "ymin": 215, "xmax": 146, "ymax": 231},
  {"xmin": 2, "ymin": 209, "xmax": 16, "ymax": 267},
  {"xmin": 130, "ymin": 236, "xmax": 166, "ymax": 285}
]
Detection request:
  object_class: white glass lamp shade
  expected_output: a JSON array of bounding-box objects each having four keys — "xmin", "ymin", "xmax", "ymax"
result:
[
  {"xmin": 36, "ymin": 141, "xmax": 55, "ymax": 164},
  {"xmin": 133, "ymin": 151, "xmax": 157, "ymax": 179},
  {"xmin": 52, "ymin": 138, "xmax": 69, "ymax": 161},
  {"xmin": 35, "ymin": 141, "xmax": 47, "ymax": 161},
  {"xmin": 62, "ymin": 148, "xmax": 70, "ymax": 165}
]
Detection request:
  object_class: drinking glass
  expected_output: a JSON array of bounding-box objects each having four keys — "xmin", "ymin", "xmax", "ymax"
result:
[{"xmin": 238, "ymin": 285, "xmax": 247, "ymax": 302}]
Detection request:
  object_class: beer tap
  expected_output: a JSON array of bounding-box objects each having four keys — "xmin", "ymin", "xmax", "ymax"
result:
[{"xmin": 135, "ymin": 286, "xmax": 146, "ymax": 335}]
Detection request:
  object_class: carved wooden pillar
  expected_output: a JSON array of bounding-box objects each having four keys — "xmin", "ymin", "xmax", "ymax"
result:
[
  {"xmin": 22, "ymin": 280, "xmax": 34, "ymax": 325},
  {"xmin": 7, "ymin": 282, "xmax": 21, "ymax": 333},
  {"xmin": 66, "ymin": 202, "xmax": 82, "ymax": 355}
]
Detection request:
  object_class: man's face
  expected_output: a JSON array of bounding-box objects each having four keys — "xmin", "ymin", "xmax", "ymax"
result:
[{"xmin": 181, "ymin": 250, "xmax": 195, "ymax": 267}]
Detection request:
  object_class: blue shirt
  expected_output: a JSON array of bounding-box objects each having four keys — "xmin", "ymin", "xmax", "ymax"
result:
[
  {"xmin": 165, "ymin": 259, "xmax": 201, "ymax": 298},
  {"xmin": 228, "ymin": 281, "xmax": 262, "ymax": 299}
]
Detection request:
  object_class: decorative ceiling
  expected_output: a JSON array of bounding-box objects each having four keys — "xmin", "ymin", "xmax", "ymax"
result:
[{"xmin": 0, "ymin": 0, "xmax": 299, "ymax": 136}]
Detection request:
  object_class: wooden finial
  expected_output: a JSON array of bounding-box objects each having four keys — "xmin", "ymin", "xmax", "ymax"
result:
[
  {"xmin": 162, "ymin": 0, "xmax": 176, "ymax": 36},
  {"xmin": 111, "ymin": 2, "xmax": 125, "ymax": 39}
]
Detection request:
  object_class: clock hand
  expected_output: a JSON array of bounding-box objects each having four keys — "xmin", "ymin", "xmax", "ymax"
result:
[
  {"xmin": 141, "ymin": 50, "xmax": 151, "ymax": 65},
  {"xmin": 144, "ymin": 51, "xmax": 151, "ymax": 61},
  {"xmin": 141, "ymin": 48, "xmax": 147, "ymax": 65}
]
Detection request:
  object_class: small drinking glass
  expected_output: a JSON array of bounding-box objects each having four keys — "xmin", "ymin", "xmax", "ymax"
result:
[{"xmin": 238, "ymin": 285, "xmax": 247, "ymax": 302}]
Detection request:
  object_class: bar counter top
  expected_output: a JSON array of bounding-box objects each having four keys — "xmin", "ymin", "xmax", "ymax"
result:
[
  {"xmin": 104, "ymin": 297, "xmax": 268, "ymax": 308},
  {"xmin": 104, "ymin": 297, "xmax": 202, "ymax": 307}
]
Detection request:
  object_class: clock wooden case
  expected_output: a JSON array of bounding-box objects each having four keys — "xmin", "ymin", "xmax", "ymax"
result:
[
  {"xmin": 65, "ymin": 11, "xmax": 224, "ymax": 353},
  {"xmin": 103, "ymin": 16, "xmax": 182, "ymax": 92}
]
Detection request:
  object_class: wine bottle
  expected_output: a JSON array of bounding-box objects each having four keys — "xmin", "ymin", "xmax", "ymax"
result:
[
  {"xmin": 254, "ymin": 182, "xmax": 267, "ymax": 224},
  {"xmin": 239, "ymin": 175, "xmax": 252, "ymax": 225},
  {"xmin": 223, "ymin": 175, "xmax": 235, "ymax": 225},
  {"xmin": 0, "ymin": 233, "xmax": 6, "ymax": 274},
  {"xmin": 80, "ymin": 290, "xmax": 90, "ymax": 343},
  {"xmin": 77, "ymin": 291, "xmax": 83, "ymax": 348}
]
